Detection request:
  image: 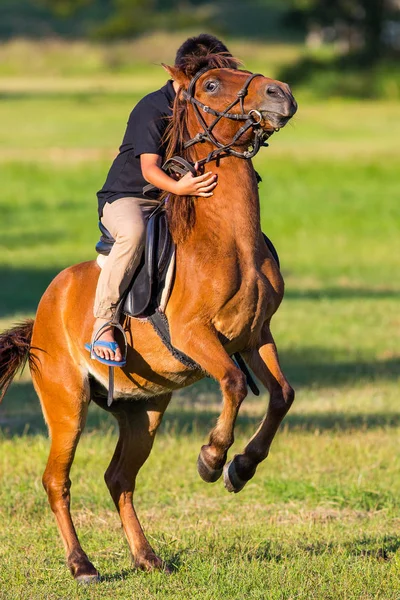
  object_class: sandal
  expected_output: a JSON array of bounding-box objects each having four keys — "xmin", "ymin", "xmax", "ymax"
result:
[{"xmin": 85, "ymin": 321, "xmax": 127, "ymax": 367}]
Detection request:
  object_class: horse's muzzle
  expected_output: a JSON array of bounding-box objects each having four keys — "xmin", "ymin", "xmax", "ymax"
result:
[{"xmin": 260, "ymin": 82, "xmax": 297, "ymax": 130}]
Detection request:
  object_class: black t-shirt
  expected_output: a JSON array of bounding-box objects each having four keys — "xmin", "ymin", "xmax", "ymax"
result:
[{"xmin": 97, "ymin": 80, "xmax": 176, "ymax": 217}]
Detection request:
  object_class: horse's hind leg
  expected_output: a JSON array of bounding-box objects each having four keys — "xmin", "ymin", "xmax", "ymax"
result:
[
  {"xmin": 33, "ymin": 367, "xmax": 98, "ymax": 582},
  {"xmin": 224, "ymin": 325, "xmax": 294, "ymax": 494},
  {"xmin": 102, "ymin": 394, "xmax": 171, "ymax": 572}
]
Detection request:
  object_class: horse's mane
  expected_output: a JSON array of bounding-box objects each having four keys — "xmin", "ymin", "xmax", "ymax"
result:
[
  {"xmin": 161, "ymin": 89, "xmax": 194, "ymax": 245},
  {"xmin": 162, "ymin": 53, "xmax": 242, "ymax": 244}
]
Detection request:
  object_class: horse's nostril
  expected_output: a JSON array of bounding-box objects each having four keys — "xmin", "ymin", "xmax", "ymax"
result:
[{"xmin": 266, "ymin": 85, "xmax": 280, "ymax": 97}]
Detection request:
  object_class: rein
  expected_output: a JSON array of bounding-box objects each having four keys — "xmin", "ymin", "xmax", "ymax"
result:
[{"xmin": 182, "ymin": 67, "xmax": 271, "ymax": 164}]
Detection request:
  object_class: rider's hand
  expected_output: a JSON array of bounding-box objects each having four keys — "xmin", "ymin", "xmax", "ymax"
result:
[{"xmin": 173, "ymin": 165, "xmax": 217, "ymax": 198}]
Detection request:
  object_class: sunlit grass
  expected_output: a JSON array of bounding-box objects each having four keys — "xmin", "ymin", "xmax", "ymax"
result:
[{"xmin": 0, "ymin": 53, "xmax": 399, "ymax": 598}]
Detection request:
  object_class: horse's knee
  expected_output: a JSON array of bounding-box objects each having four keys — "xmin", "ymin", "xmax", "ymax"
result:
[
  {"xmin": 283, "ymin": 383, "xmax": 295, "ymax": 407},
  {"xmin": 42, "ymin": 471, "xmax": 71, "ymax": 510},
  {"xmin": 221, "ymin": 368, "xmax": 247, "ymax": 404}
]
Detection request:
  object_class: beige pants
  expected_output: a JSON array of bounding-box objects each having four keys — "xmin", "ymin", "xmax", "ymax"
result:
[{"xmin": 94, "ymin": 196, "xmax": 160, "ymax": 319}]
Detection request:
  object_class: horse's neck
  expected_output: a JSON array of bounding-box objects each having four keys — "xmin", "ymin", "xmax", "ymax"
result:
[{"xmin": 191, "ymin": 154, "xmax": 260, "ymax": 255}]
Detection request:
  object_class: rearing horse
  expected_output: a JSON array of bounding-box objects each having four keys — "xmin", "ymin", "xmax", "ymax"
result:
[{"xmin": 0, "ymin": 64, "xmax": 297, "ymax": 582}]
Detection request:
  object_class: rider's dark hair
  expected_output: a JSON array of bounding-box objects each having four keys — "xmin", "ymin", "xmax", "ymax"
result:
[{"xmin": 174, "ymin": 33, "xmax": 240, "ymax": 78}]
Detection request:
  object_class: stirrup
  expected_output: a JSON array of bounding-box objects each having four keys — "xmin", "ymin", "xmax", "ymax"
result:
[{"xmin": 86, "ymin": 320, "xmax": 128, "ymax": 407}]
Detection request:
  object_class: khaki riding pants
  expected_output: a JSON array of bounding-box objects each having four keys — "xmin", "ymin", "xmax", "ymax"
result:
[{"xmin": 94, "ymin": 196, "xmax": 160, "ymax": 319}]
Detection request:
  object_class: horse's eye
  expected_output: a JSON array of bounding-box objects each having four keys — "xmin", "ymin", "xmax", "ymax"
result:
[{"xmin": 205, "ymin": 80, "xmax": 218, "ymax": 93}]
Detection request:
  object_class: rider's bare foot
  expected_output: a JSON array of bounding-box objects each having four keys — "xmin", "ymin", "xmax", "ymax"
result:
[{"xmin": 92, "ymin": 318, "xmax": 123, "ymax": 362}]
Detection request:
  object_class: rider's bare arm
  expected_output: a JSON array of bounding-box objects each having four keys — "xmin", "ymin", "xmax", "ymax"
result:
[{"xmin": 140, "ymin": 153, "xmax": 217, "ymax": 198}]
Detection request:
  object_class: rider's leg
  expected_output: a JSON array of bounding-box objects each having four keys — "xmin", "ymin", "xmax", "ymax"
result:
[{"xmin": 93, "ymin": 197, "xmax": 147, "ymax": 361}]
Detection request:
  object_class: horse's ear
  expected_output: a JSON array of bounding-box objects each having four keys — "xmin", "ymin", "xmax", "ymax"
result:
[{"xmin": 162, "ymin": 63, "xmax": 190, "ymax": 88}]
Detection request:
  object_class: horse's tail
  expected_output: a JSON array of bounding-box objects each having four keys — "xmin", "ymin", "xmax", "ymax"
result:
[{"xmin": 0, "ymin": 319, "xmax": 35, "ymax": 402}]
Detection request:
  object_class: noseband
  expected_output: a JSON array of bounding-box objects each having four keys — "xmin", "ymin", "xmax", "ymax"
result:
[{"xmin": 182, "ymin": 67, "xmax": 271, "ymax": 164}]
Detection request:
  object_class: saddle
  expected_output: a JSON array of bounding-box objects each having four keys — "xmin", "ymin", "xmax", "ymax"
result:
[{"xmin": 96, "ymin": 206, "xmax": 175, "ymax": 318}]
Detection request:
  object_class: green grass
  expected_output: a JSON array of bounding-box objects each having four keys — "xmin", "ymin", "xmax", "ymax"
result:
[{"xmin": 0, "ymin": 46, "xmax": 399, "ymax": 598}]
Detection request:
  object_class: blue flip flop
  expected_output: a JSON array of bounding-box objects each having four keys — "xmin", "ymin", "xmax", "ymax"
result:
[
  {"xmin": 85, "ymin": 341, "xmax": 127, "ymax": 367},
  {"xmin": 85, "ymin": 321, "xmax": 127, "ymax": 368}
]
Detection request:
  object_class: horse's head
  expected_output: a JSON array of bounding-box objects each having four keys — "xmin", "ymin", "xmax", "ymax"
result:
[{"xmin": 164, "ymin": 64, "xmax": 297, "ymax": 158}]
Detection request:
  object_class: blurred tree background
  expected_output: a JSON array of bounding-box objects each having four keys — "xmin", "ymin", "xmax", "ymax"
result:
[{"xmin": 0, "ymin": 0, "xmax": 398, "ymax": 97}]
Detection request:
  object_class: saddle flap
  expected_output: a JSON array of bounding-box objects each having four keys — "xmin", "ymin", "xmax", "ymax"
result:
[{"xmin": 123, "ymin": 210, "xmax": 174, "ymax": 318}]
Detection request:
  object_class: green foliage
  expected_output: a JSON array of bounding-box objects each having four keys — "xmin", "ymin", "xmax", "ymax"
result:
[
  {"xmin": 0, "ymin": 0, "xmax": 112, "ymax": 38},
  {"xmin": 278, "ymin": 51, "xmax": 400, "ymax": 98},
  {"xmin": 284, "ymin": 0, "xmax": 398, "ymax": 60},
  {"xmin": 38, "ymin": 0, "xmax": 93, "ymax": 18},
  {"xmin": 92, "ymin": 0, "xmax": 213, "ymax": 40},
  {"xmin": 0, "ymin": 0, "xmax": 297, "ymax": 40}
]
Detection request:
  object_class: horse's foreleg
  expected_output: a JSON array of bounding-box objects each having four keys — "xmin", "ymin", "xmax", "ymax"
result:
[
  {"xmin": 37, "ymin": 376, "xmax": 99, "ymax": 582},
  {"xmin": 104, "ymin": 395, "xmax": 171, "ymax": 572},
  {"xmin": 224, "ymin": 327, "xmax": 294, "ymax": 493},
  {"xmin": 171, "ymin": 324, "xmax": 248, "ymax": 483}
]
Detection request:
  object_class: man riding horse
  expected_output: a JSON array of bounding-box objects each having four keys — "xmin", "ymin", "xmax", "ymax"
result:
[{"xmin": 91, "ymin": 34, "xmax": 231, "ymax": 365}]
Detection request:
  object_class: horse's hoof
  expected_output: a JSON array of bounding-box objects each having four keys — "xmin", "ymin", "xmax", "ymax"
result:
[
  {"xmin": 68, "ymin": 550, "xmax": 100, "ymax": 584},
  {"xmin": 75, "ymin": 572, "xmax": 100, "ymax": 584},
  {"xmin": 134, "ymin": 553, "xmax": 170, "ymax": 573},
  {"xmin": 197, "ymin": 450, "xmax": 223, "ymax": 483},
  {"xmin": 223, "ymin": 460, "xmax": 247, "ymax": 493}
]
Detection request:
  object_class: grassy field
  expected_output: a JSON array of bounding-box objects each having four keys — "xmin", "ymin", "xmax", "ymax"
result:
[{"xmin": 0, "ymin": 40, "xmax": 399, "ymax": 599}]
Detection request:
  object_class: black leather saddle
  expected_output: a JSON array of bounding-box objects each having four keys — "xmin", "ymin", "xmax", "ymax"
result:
[{"xmin": 96, "ymin": 207, "xmax": 175, "ymax": 317}]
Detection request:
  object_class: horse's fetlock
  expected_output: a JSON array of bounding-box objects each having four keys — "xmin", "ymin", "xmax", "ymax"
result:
[
  {"xmin": 213, "ymin": 436, "xmax": 232, "ymax": 456},
  {"xmin": 248, "ymin": 447, "xmax": 268, "ymax": 465},
  {"xmin": 234, "ymin": 453, "xmax": 258, "ymax": 480}
]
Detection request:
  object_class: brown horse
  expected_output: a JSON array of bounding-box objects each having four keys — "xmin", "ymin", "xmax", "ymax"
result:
[{"xmin": 0, "ymin": 64, "xmax": 297, "ymax": 582}]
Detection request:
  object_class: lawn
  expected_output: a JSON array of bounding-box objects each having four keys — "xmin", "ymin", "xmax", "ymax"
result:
[{"xmin": 0, "ymin": 40, "xmax": 399, "ymax": 599}]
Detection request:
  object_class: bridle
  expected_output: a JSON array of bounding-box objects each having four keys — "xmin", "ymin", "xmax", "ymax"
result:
[
  {"xmin": 143, "ymin": 67, "xmax": 272, "ymax": 196},
  {"xmin": 182, "ymin": 67, "xmax": 272, "ymax": 165}
]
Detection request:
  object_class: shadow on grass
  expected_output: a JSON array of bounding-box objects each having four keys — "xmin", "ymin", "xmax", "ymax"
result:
[
  {"xmin": 0, "ymin": 91, "xmax": 141, "ymax": 102},
  {"xmin": 279, "ymin": 351, "xmax": 400, "ymax": 387},
  {"xmin": 285, "ymin": 287, "xmax": 400, "ymax": 301},
  {"xmin": 1, "ymin": 263, "xmax": 400, "ymax": 318},
  {"xmin": 1, "ymin": 380, "xmax": 399, "ymax": 438},
  {"xmin": 0, "ymin": 382, "xmax": 115, "ymax": 437},
  {"xmin": 242, "ymin": 535, "xmax": 400, "ymax": 563},
  {"xmin": 0, "ymin": 266, "xmax": 60, "ymax": 317},
  {"xmin": 99, "ymin": 569, "xmax": 135, "ymax": 584}
]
